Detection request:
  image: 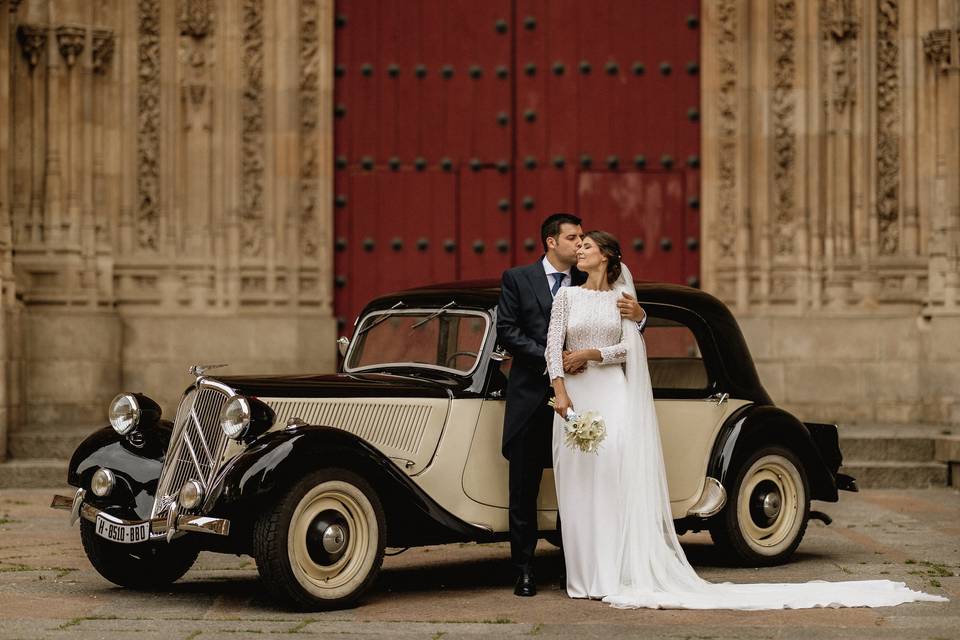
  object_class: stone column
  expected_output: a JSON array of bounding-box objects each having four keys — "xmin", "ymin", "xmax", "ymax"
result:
[{"xmin": 0, "ymin": 0, "xmax": 11, "ymax": 460}]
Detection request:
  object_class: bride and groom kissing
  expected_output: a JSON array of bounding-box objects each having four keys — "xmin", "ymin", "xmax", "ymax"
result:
[{"xmin": 496, "ymin": 213, "xmax": 946, "ymax": 610}]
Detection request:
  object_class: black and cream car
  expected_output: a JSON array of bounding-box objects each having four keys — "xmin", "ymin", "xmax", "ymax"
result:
[{"xmin": 52, "ymin": 280, "xmax": 856, "ymax": 610}]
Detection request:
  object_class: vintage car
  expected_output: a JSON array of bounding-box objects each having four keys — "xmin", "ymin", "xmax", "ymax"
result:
[{"xmin": 52, "ymin": 280, "xmax": 857, "ymax": 610}]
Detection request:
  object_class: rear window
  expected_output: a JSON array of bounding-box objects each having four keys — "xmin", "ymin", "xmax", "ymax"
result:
[{"xmin": 644, "ymin": 316, "xmax": 709, "ymax": 390}]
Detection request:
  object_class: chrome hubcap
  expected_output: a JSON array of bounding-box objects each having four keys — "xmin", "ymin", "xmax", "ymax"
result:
[
  {"xmin": 761, "ymin": 491, "xmax": 782, "ymax": 519},
  {"xmin": 322, "ymin": 524, "xmax": 347, "ymax": 554},
  {"xmin": 305, "ymin": 509, "xmax": 350, "ymax": 566}
]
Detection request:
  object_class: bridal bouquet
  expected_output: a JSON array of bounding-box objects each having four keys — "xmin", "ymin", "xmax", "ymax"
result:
[{"xmin": 548, "ymin": 399, "xmax": 607, "ymax": 453}]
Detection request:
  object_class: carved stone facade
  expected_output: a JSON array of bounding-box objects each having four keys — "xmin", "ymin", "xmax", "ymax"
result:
[
  {"xmin": 703, "ymin": 0, "xmax": 960, "ymax": 423},
  {"xmin": 0, "ymin": 0, "xmax": 335, "ymax": 460},
  {"xmin": 0, "ymin": 0, "xmax": 958, "ymax": 463}
]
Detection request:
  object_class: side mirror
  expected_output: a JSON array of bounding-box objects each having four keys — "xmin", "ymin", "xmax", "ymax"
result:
[
  {"xmin": 336, "ymin": 336, "xmax": 350, "ymax": 357},
  {"xmin": 490, "ymin": 345, "xmax": 512, "ymax": 362}
]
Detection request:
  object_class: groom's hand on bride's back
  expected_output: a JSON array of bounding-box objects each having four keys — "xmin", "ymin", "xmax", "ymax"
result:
[{"xmin": 618, "ymin": 293, "xmax": 646, "ymax": 323}]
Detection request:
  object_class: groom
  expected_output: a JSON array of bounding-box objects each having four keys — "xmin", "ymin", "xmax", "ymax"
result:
[{"xmin": 497, "ymin": 213, "xmax": 645, "ymax": 597}]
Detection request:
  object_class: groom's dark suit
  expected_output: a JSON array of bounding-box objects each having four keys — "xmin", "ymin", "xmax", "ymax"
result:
[{"xmin": 497, "ymin": 258, "xmax": 587, "ymax": 571}]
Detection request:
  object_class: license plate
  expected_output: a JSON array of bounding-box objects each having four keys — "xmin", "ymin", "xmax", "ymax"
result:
[{"xmin": 95, "ymin": 514, "xmax": 150, "ymax": 544}]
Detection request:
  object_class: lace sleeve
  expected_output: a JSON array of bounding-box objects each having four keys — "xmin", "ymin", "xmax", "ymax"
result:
[
  {"xmin": 599, "ymin": 330, "xmax": 628, "ymax": 365},
  {"xmin": 545, "ymin": 288, "xmax": 569, "ymax": 380}
]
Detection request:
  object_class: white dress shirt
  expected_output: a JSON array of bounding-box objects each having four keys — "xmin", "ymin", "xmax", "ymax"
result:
[{"xmin": 542, "ymin": 256, "xmax": 572, "ymax": 297}]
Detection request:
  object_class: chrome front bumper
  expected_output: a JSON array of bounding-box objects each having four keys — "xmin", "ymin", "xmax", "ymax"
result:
[{"xmin": 51, "ymin": 489, "xmax": 230, "ymax": 542}]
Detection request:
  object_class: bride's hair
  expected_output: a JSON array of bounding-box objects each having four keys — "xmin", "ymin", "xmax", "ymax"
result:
[{"xmin": 584, "ymin": 230, "xmax": 622, "ymax": 285}]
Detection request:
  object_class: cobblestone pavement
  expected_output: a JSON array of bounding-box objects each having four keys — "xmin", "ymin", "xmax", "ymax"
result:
[{"xmin": 0, "ymin": 487, "xmax": 957, "ymax": 640}]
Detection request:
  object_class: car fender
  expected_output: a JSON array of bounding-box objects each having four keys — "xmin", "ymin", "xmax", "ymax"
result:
[
  {"xmin": 708, "ymin": 404, "xmax": 838, "ymax": 502},
  {"xmin": 207, "ymin": 425, "xmax": 494, "ymax": 547},
  {"xmin": 66, "ymin": 422, "xmax": 172, "ymax": 521}
]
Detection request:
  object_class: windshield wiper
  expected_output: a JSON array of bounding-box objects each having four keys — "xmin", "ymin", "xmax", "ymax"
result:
[
  {"xmin": 411, "ymin": 301, "xmax": 456, "ymax": 329},
  {"xmin": 355, "ymin": 301, "xmax": 406, "ymax": 336}
]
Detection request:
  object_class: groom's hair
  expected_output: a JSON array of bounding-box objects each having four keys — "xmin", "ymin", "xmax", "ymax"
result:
[{"xmin": 541, "ymin": 213, "xmax": 583, "ymax": 252}]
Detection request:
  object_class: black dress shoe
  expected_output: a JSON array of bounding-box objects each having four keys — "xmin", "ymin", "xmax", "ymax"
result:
[{"xmin": 514, "ymin": 569, "xmax": 537, "ymax": 597}]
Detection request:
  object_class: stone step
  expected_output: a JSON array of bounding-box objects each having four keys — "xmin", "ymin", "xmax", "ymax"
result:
[
  {"xmin": 0, "ymin": 459, "xmax": 69, "ymax": 489},
  {"xmin": 8, "ymin": 426, "xmax": 95, "ymax": 460},
  {"xmin": 837, "ymin": 436, "xmax": 936, "ymax": 462},
  {"xmin": 839, "ymin": 460, "xmax": 949, "ymax": 489}
]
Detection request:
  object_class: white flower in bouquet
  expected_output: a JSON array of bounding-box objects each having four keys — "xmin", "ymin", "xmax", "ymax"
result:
[{"xmin": 548, "ymin": 399, "xmax": 607, "ymax": 453}]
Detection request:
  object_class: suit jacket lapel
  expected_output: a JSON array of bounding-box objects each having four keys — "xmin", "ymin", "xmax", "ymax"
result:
[{"xmin": 525, "ymin": 260, "xmax": 555, "ymax": 321}]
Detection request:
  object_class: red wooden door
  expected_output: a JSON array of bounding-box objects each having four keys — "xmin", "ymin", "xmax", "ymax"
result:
[{"xmin": 334, "ymin": 0, "xmax": 700, "ymax": 329}]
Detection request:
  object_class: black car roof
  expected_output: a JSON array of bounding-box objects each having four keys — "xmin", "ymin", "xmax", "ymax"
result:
[
  {"xmin": 368, "ymin": 278, "xmax": 729, "ymax": 319},
  {"xmin": 362, "ymin": 278, "xmax": 771, "ymax": 405}
]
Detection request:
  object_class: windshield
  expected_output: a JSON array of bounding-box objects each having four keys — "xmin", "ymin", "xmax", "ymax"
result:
[{"xmin": 346, "ymin": 309, "xmax": 490, "ymax": 375}]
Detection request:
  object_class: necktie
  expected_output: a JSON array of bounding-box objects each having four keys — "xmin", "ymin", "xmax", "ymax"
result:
[{"xmin": 550, "ymin": 272, "xmax": 565, "ymax": 297}]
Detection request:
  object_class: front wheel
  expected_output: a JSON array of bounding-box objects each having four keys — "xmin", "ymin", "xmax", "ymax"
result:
[
  {"xmin": 710, "ymin": 446, "xmax": 810, "ymax": 566},
  {"xmin": 254, "ymin": 468, "xmax": 386, "ymax": 610},
  {"xmin": 79, "ymin": 519, "xmax": 198, "ymax": 588}
]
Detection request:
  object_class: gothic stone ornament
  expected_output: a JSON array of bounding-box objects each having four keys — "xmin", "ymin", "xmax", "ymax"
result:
[
  {"xmin": 92, "ymin": 29, "xmax": 115, "ymax": 75},
  {"xmin": 822, "ymin": 0, "xmax": 858, "ymax": 113},
  {"xmin": 16, "ymin": 24, "xmax": 47, "ymax": 70},
  {"xmin": 715, "ymin": 0, "xmax": 738, "ymax": 259},
  {"xmin": 299, "ymin": 0, "xmax": 321, "ymax": 258},
  {"xmin": 180, "ymin": 0, "xmax": 214, "ymax": 39},
  {"xmin": 772, "ymin": 0, "xmax": 797, "ymax": 257},
  {"xmin": 241, "ymin": 0, "xmax": 265, "ymax": 257},
  {"xmin": 137, "ymin": 0, "xmax": 161, "ymax": 251},
  {"xmin": 56, "ymin": 25, "xmax": 86, "ymax": 68},
  {"xmin": 876, "ymin": 0, "xmax": 901, "ymax": 255},
  {"xmin": 922, "ymin": 29, "xmax": 952, "ymax": 70}
]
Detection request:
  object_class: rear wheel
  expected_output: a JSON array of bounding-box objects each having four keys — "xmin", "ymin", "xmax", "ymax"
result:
[
  {"xmin": 79, "ymin": 519, "xmax": 198, "ymax": 588},
  {"xmin": 710, "ymin": 446, "xmax": 809, "ymax": 566},
  {"xmin": 254, "ymin": 468, "xmax": 386, "ymax": 610}
]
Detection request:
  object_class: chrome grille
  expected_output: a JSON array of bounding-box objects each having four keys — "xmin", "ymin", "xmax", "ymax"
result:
[{"xmin": 152, "ymin": 383, "xmax": 230, "ymax": 517}]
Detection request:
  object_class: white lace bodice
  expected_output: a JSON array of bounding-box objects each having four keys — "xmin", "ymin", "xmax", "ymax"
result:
[{"xmin": 546, "ymin": 287, "xmax": 627, "ymax": 380}]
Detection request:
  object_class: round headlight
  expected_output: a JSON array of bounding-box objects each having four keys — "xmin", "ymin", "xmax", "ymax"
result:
[
  {"xmin": 91, "ymin": 468, "xmax": 115, "ymax": 497},
  {"xmin": 179, "ymin": 479, "xmax": 204, "ymax": 510},
  {"xmin": 219, "ymin": 395, "xmax": 251, "ymax": 439},
  {"xmin": 108, "ymin": 394, "xmax": 140, "ymax": 435}
]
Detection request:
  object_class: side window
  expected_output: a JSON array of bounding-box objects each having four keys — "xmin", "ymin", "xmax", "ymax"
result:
[{"xmin": 644, "ymin": 316, "xmax": 709, "ymax": 391}]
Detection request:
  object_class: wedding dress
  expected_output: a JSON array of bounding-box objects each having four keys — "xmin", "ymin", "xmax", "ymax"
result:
[{"xmin": 544, "ymin": 264, "xmax": 947, "ymax": 609}]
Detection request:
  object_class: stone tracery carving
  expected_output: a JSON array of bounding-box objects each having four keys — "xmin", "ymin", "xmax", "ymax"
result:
[
  {"xmin": 92, "ymin": 29, "xmax": 115, "ymax": 75},
  {"xmin": 822, "ymin": 0, "xmax": 858, "ymax": 113},
  {"xmin": 876, "ymin": 0, "xmax": 900, "ymax": 255},
  {"xmin": 137, "ymin": 0, "xmax": 161, "ymax": 251},
  {"xmin": 241, "ymin": 0, "xmax": 265, "ymax": 256},
  {"xmin": 299, "ymin": 0, "xmax": 320, "ymax": 258},
  {"xmin": 179, "ymin": 0, "xmax": 213, "ymax": 39},
  {"xmin": 16, "ymin": 25, "xmax": 46, "ymax": 70},
  {"xmin": 772, "ymin": 0, "xmax": 796, "ymax": 257},
  {"xmin": 715, "ymin": 0, "xmax": 738, "ymax": 260},
  {"xmin": 923, "ymin": 29, "xmax": 952, "ymax": 69},
  {"xmin": 56, "ymin": 25, "xmax": 85, "ymax": 69}
]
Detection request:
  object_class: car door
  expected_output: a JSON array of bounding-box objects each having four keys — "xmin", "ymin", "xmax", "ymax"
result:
[
  {"xmin": 461, "ymin": 351, "xmax": 559, "ymax": 515},
  {"xmin": 642, "ymin": 307, "xmax": 751, "ymax": 518}
]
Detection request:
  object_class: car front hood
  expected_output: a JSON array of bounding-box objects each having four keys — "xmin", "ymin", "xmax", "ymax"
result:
[{"xmin": 214, "ymin": 372, "xmax": 461, "ymax": 399}]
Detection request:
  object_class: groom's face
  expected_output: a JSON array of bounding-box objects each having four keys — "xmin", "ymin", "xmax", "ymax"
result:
[{"xmin": 548, "ymin": 223, "xmax": 584, "ymax": 267}]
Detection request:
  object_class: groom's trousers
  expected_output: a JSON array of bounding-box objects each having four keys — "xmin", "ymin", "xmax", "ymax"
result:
[{"xmin": 506, "ymin": 403, "xmax": 554, "ymax": 570}]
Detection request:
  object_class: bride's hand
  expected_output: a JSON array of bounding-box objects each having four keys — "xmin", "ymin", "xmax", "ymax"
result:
[
  {"xmin": 552, "ymin": 391, "xmax": 573, "ymax": 418},
  {"xmin": 563, "ymin": 349, "xmax": 591, "ymax": 373}
]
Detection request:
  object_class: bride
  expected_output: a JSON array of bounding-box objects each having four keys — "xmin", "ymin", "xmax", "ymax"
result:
[{"xmin": 545, "ymin": 230, "xmax": 947, "ymax": 609}]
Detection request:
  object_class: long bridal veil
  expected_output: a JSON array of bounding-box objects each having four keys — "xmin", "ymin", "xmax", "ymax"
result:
[{"xmin": 604, "ymin": 263, "xmax": 946, "ymax": 609}]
